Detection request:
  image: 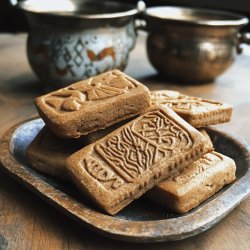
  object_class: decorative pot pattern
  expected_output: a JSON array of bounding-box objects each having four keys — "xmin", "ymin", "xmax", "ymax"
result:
[{"xmin": 27, "ymin": 23, "xmax": 136, "ymax": 86}]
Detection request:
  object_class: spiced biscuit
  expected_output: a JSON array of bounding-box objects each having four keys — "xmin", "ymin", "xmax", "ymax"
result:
[
  {"xmin": 146, "ymin": 151, "xmax": 236, "ymax": 214},
  {"xmin": 26, "ymin": 121, "xmax": 129, "ymax": 180},
  {"xmin": 150, "ymin": 90, "xmax": 232, "ymax": 127},
  {"xmin": 26, "ymin": 126, "xmax": 83, "ymax": 180},
  {"xmin": 35, "ymin": 70, "xmax": 151, "ymax": 138},
  {"xmin": 66, "ymin": 105, "xmax": 212, "ymax": 215},
  {"xmin": 198, "ymin": 128, "xmax": 214, "ymax": 150}
]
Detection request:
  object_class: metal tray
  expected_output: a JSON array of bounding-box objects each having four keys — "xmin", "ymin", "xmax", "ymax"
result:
[{"xmin": 0, "ymin": 118, "xmax": 249, "ymax": 243}]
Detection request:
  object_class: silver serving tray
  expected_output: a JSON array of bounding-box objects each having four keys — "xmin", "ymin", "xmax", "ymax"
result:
[{"xmin": 0, "ymin": 118, "xmax": 249, "ymax": 242}]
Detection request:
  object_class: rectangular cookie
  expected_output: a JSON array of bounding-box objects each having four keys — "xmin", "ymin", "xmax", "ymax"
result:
[
  {"xmin": 198, "ymin": 128, "xmax": 214, "ymax": 150},
  {"xmin": 146, "ymin": 151, "xmax": 236, "ymax": 213},
  {"xmin": 26, "ymin": 126, "xmax": 83, "ymax": 180},
  {"xmin": 66, "ymin": 105, "xmax": 212, "ymax": 215},
  {"xmin": 35, "ymin": 70, "xmax": 151, "ymax": 138},
  {"xmin": 150, "ymin": 90, "xmax": 233, "ymax": 127},
  {"xmin": 26, "ymin": 121, "xmax": 129, "ymax": 180}
]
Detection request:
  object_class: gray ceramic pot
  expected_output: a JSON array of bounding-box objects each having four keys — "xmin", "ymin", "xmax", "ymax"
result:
[{"xmin": 14, "ymin": 0, "xmax": 139, "ymax": 87}]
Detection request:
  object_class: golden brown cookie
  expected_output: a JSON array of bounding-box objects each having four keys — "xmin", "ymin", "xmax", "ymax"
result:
[
  {"xmin": 66, "ymin": 105, "xmax": 212, "ymax": 215},
  {"xmin": 35, "ymin": 70, "xmax": 151, "ymax": 138},
  {"xmin": 151, "ymin": 90, "xmax": 233, "ymax": 127},
  {"xmin": 198, "ymin": 128, "xmax": 214, "ymax": 150},
  {"xmin": 26, "ymin": 121, "xmax": 129, "ymax": 180},
  {"xmin": 146, "ymin": 151, "xmax": 236, "ymax": 213},
  {"xmin": 26, "ymin": 126, "xmax": 83, "ymax": 180}
]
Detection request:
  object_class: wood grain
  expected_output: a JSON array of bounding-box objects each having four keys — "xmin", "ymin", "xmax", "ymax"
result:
[{"xmin": 0, "ymin": 33, "xmax": 249, "ymax": 250}]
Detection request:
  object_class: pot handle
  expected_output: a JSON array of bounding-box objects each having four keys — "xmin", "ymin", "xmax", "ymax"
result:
[
  {"xmin": 237, "ymin": 32, "xmax": 250, "ymax": 54},
  {"xmin": 137, "ymin": 0, "xmax": 146, "ymax": 12},
  {"xmin": 9, "ymin": 0, "xmax": 18, "ymax": 6},
  {"xmin": 135, "ymin": 1, "xmax": 147, "ymax": 32}
]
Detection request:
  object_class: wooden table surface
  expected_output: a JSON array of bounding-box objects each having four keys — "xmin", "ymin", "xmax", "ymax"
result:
[{"xmin": 0, "ymin": 33, "xmax": 249, "ymax": 250}]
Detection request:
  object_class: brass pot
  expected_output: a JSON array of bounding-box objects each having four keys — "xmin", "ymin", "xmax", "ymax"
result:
[{"xmin": 144, "ymin": 6, "xmax": 250, "ymax": 83}]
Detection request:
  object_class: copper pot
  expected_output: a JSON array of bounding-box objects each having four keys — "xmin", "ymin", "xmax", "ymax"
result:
[{"xmin": 143, "ymin": 6, "xmax": 250, "ymax": 83}]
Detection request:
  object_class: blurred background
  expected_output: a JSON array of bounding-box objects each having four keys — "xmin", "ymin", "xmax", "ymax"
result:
[{"xmin": 1, "ymin": 0, "xmax": 250, "ymax": 32}]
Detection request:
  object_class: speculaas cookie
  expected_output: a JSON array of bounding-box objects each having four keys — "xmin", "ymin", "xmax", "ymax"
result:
[
  {"xmin": 35, "ymin": 70, "xmax": 151, "ymax": 138},
  {"xmin": 26, "ymin": 126, "xmax": 82, "ymax": 180},
  {"xmin": 146, "ymin": 151, "xmax": 236, "ymax": 213},
  {"xmin": 198, "ymin": 128, "xmax": 214, "ymax": 150},
  {"xmin": 66, "ymin": 105, "xmax": 212, "ymax": 215},
  {"xmin": 151, "ymin": 90, "xmax": 232, "ymax": 127},
  {"xmin": 26, "ymin": 120, "xmax": 129, "ymax": 180}
]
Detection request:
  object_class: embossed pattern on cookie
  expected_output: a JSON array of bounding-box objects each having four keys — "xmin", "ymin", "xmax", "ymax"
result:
[
  {"xmin": 147, "ymin": 151, "xmax": 236, "ymax": 213},
  {"xmin": 44, "ymin": 71, "xmax": 136, "ymax": 113},
  {"xmin": 151, "ymin": 90, "xmax": 233, "ymax": 127},
  {"xmin": 27, "ymin": 119, "xmax": 133, "ymax": 180},
  {"xmin": 66, "ymin": 106, "xmax": 212, "ymax": 215},
  {"xmin": 35, "ymin": 70, "xmax": 151, "ymax": 138}
]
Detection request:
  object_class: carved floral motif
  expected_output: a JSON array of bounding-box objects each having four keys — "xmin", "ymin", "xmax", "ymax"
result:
[
  {"xmin": 151, "ymin": 91, "xmax": 222, "ymax": 111},
  {"xmin": 44, "ymin": 71, "xmax": 136, "ymax": 112},
  {"xmin": 83, "ymin": 110, "xmax": 194, "ymax": 188},
  {"xmin": 173, "ymin": 152, "xmax": 223, "ymax": 183}
]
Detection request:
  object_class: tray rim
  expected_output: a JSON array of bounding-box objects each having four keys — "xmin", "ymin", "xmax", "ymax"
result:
[{"xmin": 0, "ymin": 117, "xmax": 249, "ymax": 243}]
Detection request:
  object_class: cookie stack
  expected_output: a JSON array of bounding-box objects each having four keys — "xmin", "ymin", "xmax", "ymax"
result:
[
  {"xmin": 148, "ymin": 90, "xmax": 235, "ymax": 213},
  {"xmin": 26, "ymin": 70, "xmax": 236, "ymax": 215}
]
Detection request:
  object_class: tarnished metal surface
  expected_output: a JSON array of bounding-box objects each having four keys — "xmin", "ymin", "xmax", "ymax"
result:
[
  {"xmin": 144, "ymin": 6, "xmax": 249, "ymax": 83},
  {"xmin": 16, "ymin": 0, "xmax": 138, "ymax": 86},
  {"xmin": 0, "ymin": 118, "xmax": 249, "ymax": 242}
]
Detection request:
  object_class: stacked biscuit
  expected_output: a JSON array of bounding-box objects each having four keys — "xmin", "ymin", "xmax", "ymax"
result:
[{"xmin": 27, "ymin": 70, "xmax": 236, "ymax": 215}]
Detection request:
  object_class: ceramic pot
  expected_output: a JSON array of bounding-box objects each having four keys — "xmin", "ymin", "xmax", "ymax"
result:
[{"xmin": 16, "ymin": 0, "xmax": 139, "ymax": 87}]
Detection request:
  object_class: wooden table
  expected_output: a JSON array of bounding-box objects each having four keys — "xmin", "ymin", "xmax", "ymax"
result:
[{"xmin": 0, "ymin": 33, "xmax": 249, "ymax": 250}]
